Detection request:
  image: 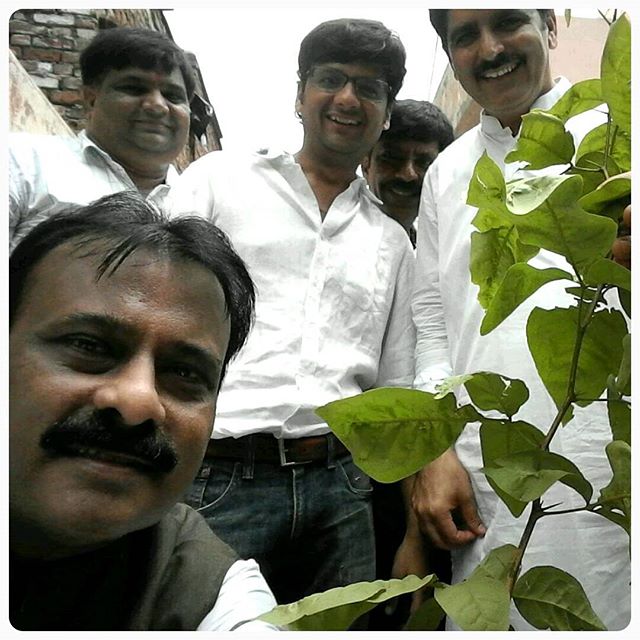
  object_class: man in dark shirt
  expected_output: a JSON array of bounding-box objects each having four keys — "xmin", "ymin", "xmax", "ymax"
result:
[
  {"xmin": 362, "ymin": 99, "xmax": 453, "ymax": 247},
  {"xmin": 9, "ymin": 192, "xmax": 277, "ymax": 631}
]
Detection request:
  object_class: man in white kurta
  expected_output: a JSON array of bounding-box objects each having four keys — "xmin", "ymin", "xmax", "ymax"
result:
[{"xmin": 411, "ymin": 9, "xmax": 630, "ymax": 630}]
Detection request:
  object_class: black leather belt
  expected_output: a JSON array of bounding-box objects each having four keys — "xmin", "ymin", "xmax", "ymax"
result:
[{"xmin": 205, "ymin": 433, "xmax": 350, "ymax": 466}]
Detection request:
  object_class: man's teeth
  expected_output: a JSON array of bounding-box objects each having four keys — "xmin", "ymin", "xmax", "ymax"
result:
[
  {"xmin": 482, "ymin": 62, "xmax": 518, "ymax": 79},
  {"xmin": 328, "ymin": 114, "xmax": 360, "ymax": 125}
]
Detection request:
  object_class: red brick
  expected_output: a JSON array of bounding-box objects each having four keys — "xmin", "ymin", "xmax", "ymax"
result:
[
  {"xmin": 49, "ymin": 89, "xmax": 82, "ymax": 105},
  {"xmin": 22, "ymin": 47, "xmax": 62, "ymax": 62}
]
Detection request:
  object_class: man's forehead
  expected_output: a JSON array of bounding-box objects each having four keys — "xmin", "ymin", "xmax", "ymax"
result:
[
  {"xmin": 449, "ymin": 8, "xmax": 536, "ymax": 31},
  {"xmin": 377, "ymin": 138, "xmax": 438, "ymax": 155},
  {"xmin": 20, "ymin": 244, "xmax": 224, "ymax": 319},
  {"xmin": 316, "ymin": 61, "xmax": 384, "ymax": 77},
  {"xmin": 101, "ymin": 65, "xmax": 185, "ymax": 87}
]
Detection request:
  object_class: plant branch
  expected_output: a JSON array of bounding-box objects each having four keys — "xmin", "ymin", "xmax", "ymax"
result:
[{"xmin": 507, "ymin": 499, "xmax": 543, "ymax": 592}]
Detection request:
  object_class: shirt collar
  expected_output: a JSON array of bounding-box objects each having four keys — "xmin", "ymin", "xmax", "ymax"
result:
[
  {"xmin": 256, "ymin": 147, "xmax": 376, "ymax": 202},
  {"xmin": 78, "ymin": 129, "xmax": 178, "ymax": 188}
]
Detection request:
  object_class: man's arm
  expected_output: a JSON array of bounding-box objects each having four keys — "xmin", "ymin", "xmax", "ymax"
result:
[
  {"xmin": 196, "ymin": 559, "xmax": 281, "ymax": 631},
  {"xmin": 411, "ymin": 172, "xmax": 453, "ymax": 390},
  {"xmin": 375, "ymin": 237, "xmax": 416, "ymax": 388},
  {"xmin": 411, "ymin": 172, "xmax": 484, "ymax": 548},
  {"xmin": 391, "ymin": 475, "xmax": 430, "ymax": 613}
]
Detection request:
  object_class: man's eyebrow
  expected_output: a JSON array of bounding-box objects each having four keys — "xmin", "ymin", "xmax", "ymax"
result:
[
  {"xmin": 116, "ymin": 72, "xmax": 186, "ymax": 91},
  {"xmin": 57, "ymin": 312, "xmax": 135, "ymax": 336}
]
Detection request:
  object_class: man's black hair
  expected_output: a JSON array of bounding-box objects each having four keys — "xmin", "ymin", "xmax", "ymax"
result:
[
  {"xmin": 379, "ymin": 99, "xmax": 454, "ymax": 151},
  {"xmin": 429, "ymin": 9, "xmax": 555, "ymax": 55},
  {"xmin": 10, "ymin": 191, "xmax": 255, "ymax": 380},
  {"xmin": 80, "ymin": 26, "xmax": 195, "ymax": 99},
  {"xmin": 297, "ymin": 18, "xmax": 406, "ymax": 100}
]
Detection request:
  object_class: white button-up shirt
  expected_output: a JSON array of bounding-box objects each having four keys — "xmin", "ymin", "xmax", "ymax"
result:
[
  {"xmin": 9, "ymin": 130, "xmax": 177, "ymax": 252},
  {"xmin": 170, "ymin": 148, "xmax": 416, "ymax": 439}
]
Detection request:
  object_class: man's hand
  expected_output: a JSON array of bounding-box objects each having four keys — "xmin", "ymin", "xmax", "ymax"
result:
[
  {"xmin": 411, "ymin": 448, "xmax": 486, "ymax": 549},
  {"xmin": 612, "ymin": 203, "xmax": 631, "ymax": 270}
]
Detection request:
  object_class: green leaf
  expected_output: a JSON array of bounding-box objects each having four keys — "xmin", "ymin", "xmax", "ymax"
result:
[
  {"xmin": 601, "ymin": 13, "xmax": 631, "ymax": 135},
  {"xmin": 404, "ymin": 596, "xmax": 445, "ymax": 631},
  {"xmin": 466, "ymin": 151, "xmax": 507, "ymax": 209},
  {"xmin": 259, "ymin": 575, "xmax": 436, "ymax": 631},
  {"xmin": 316, "ymin": 388, "xmax": 475, "ymax": 483},
  {"xmin": 470, "ymin": 228, "xmax": 538, "ymax": 310},
  {"xmin": 513, "ymin": 566, "xmax": 606, "ymax": 630},
  {"xmin": 480, "ymin": 420, "xmax": 545, "ymax": 517},
  {"xmin": 506, "ymin": 174, "xmax": 576, "ymax": 214},
  {"xmin": 576, "ymin": 123, "xmax": 631, "ymax": 173},
  {"xmin": 483, "ymin": 449, "xmax": 592, "ymax": 505},
  {"xmin": 505, "ymin": 111, "xmax": 575, "ymax": 169},
  {"xmin": 435, "ymin": 547, "xmax": 515, "ymax": 630},
  {"xmin": 434, "ymin": 373, "xmax": 474, "ymax": 399},
  {"xmin": 475, "ymin": 543, "xmax": 519, "ymax": 582},
  {"xmin": 507, "ymin": 175, "xmax": 617, "ymax": 276},
  {"xmin": 583, "ymin": 258, "xmax": 631, "ymax": 291},
  {"xmin": 579, "ymin": 171, "xmax": 631, "ymax": 217},
  {"xmin": 606, "ymin": 377, "xmax": 630, "ymax": 445},
  {"xmin": 547, "ymin": 78, "xmax": 603, "ymax": 122},
  {"xmin": 463, "ymin": 372, "xmax": 529, "ymax": 418},
  {"xmin": 481, "ymin": 264, "xmax": 573, "ymax": 335},
  {"xmin": 527, "ymin": 307, "xmax": 627, "ymax": 411},
  {"xmin": 593, "ymin": 440, "xmax": 631, "ymax": 536}
]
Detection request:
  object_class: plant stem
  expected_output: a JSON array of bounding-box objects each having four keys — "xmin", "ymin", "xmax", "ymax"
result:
[{"xmin": 510, "ymin": 284, "xmax": 605, "ymax": 593}]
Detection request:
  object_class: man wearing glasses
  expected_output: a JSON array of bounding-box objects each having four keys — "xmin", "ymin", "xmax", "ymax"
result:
[{"xmin": 171, "ymin": 19, "xmax": 415, "ymax": 607}]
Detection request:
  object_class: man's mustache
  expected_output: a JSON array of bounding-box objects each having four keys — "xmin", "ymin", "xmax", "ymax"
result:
[
  {"xmin": 382, "ymin": 179, "xmax": 422, "ymax": 197},
  {"xmin": 40, "ymin": 410, "xmax": 179, "ymax": 474},
  {"xmin": 475, "ymin": 52, "xmax": 523, "ymax": 78}
]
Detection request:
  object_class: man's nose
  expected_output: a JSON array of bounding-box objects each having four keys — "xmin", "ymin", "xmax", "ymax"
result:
[
  {"xmin": 333, "ymin": 80, "xmax": 361, "ymax": 108},
  {"xmin": 141, "ymin": 89, "xmax": 170, "ymax": 116},
  {"xmin": 396, "ymin": 160, "xmax": 420, "ymax": 182},
  {"xmin": 92, "ymin": 356, "xmax": 166, "ymax": 427},
  {"xmin": 478, "ymin": 27, "xmax": 505, "ymax": 59}
]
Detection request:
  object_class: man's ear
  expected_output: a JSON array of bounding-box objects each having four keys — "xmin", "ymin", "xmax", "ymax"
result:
[
  {"xmin": 82, "ymin": 85, "xmax": 97, "ymax": 114},
  {"xmin": 295, "ymin": 80, "xmax": 304, "ymax": 112},
  {"xmin": 382, "ymin": 105, "xmax": 391, "ymax": 131},
  {"xmin": 545, "ymin": 11, "xmax": 558, "ymax": 50}
]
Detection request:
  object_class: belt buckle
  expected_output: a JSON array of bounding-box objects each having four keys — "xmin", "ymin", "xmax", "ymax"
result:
[{"xmin": 277, "ymin": 438, "xmax": 311, "ymax": 467}]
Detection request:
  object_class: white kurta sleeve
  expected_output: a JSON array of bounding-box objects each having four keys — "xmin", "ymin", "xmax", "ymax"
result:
[
  {"xmin": 412, "ymin": 170, "xmax": 453, "ymax": 391},
  {"xmin": 196, "ymin": 559, "xmax": 282, "ymax": 631}
]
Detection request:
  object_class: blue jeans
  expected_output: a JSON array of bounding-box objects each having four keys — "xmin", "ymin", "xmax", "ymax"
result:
[{"xmin": 183, "ymin": 450, "xmax": 375, "ymax": 605}]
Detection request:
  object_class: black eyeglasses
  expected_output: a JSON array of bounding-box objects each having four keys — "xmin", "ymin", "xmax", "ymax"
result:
[{"xmin": 307, "ymin": 66, "xmax": 390, "ymax": 103}]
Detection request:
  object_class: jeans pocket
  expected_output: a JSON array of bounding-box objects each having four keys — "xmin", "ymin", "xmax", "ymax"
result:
[
  {"xmin": 184, "ymin": 460, "xmax": 240, "ymax": 512},
  {"xmin": 338, "ymin": 459, "xmax": 373, "ymax": 498}
]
